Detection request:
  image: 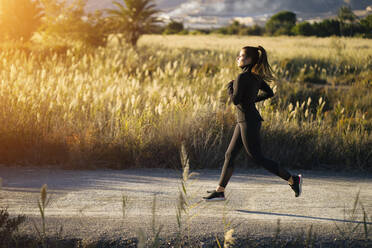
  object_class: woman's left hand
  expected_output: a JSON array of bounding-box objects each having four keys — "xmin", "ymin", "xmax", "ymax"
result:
[{"xmin": 227, "ymin": 80, "xmax": 234, "ymax": 95}]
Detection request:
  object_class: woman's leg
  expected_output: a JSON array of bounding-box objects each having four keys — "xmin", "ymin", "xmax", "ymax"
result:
[
  {"xmin": 239, "ymin": 120, "xmax": 291, "ymax": 181},
  {"xmin": 217, "ymin": 124, "xmax": 243, "ymax": 188}
]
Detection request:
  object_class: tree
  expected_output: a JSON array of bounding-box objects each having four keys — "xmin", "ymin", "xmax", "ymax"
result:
[
  {"xmin": 0, "ymin": 0, "xmax": 43, "ymax": 41},
  {"xmin": 38, "ymin": 0, "xmax": 111, "ymax": 47},
  {"xmin": 163, "ymin": 20, "xmax": 184, "ymax": 34},
  {"xmin": 337, "ymin": 5, "xmax": 357, "ymax": 36},
  {"xmin": 227, "ymin": 20, "xmax": 242, "ymax": 34},
  {"xmin": 212, "ymin": 21, "xmax": 241, "ymax": 35},
  {"xmin": 212, "ymin": 21, "xmax": 264, "ymax": 36},
  {"xmin": 338, "ymin": 5, "xmax": 357, "ymax": 23},
  {"xmin": 292, "ymin": 22, "xmax": 314, "ymax": 36},
  {"xmin": 360, "ymin": 14, "xmax": 372, "ymax": 37},
  {"xmin": 106, "ymin": 0, "xmax": 161, "ymax": 46},
  {"xmin": 312, "ymin": 19, "xmax": 341, "ymax": 37},
  {"xmin": 265, "ymin": 11, "xmax": 296, "ymax": 36}
]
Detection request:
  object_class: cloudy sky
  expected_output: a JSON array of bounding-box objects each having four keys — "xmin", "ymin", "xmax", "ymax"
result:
[{"xmin": 86, "ymin": 0, "xmax": 372, "ymax": 28}]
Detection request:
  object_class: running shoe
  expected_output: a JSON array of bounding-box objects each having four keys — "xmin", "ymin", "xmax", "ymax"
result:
[
  {"xmin": 203, "ymin": 190, "xmax": 225, "ymax": 201},
  {"xmin": 289, "ymin": 174, "xmax": 302, "ymax": 197}
]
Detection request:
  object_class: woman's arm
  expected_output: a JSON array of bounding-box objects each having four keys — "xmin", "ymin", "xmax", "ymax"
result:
[
  {"xmin": 255, "ymin": 80, "xmax": 274, "ymax": 103},
  {"xmin": 231, "ymin": 74, "xmax": 245, "ymax": 105},
  {"xmin": 227, "ymin": 80, "xmax": 234, "ymax": 96}
]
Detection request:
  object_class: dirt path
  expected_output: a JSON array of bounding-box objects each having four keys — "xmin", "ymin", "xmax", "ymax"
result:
[{"xmin": 1, "ymin": 165, "xmax": 372, "ymax": 242}]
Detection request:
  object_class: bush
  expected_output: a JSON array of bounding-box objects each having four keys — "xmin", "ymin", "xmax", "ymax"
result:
[
  {"xmin": 312, "ymin": 19, "xmax": 341, "ymax": 37},
  {"xmin": 360, "ymin": 14, "xmax": 372, "ymax": 37},
  {"xmin": 178, "ymin": 30, "xmax": 189, "ymax": 35},
  {"xmin": 0, "ymin": 208, "xmax": 26, "ymax": 248},
  {"xmin": 212, "ymin": 22, "xmax": 264, "ymax": 36},
  {"xmin": 238, "ymin": 24, "xmax": 265, "ymax": 36},
  {"xmin": 163, "ymin": 20, "xmax": 184, "ymax": 34},
  {"xmin": 292, "ymin": 22, "xmax": 314, "ymax": 36},
  {"xmin": 189, "ymin": 30, "xmax": 204, "ymax": 35}
]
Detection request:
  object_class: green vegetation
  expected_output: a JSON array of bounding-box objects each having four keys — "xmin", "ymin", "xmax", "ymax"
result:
[
  {"xmin": 163, "ymin": 20, "xmax": 185, "ymax": 35},
  {"xmin": 0, "ymin": 208, "xmax": 26, "ymax": 247},
  {"xmin": 0, "ymin": 0, "xmax": 161, "ymax": 47},
  {"xmin": 105, "ymin": 0, "xmax": 161, "ymax": 46},
  {"xmin": 213, "ymin": 21, "xmax": 264, "ymax": 36},
  {"xmin": 360, "ymin": 14, "xmax": 372, "ymax": 34},
  {"xmin": 1, "ymin": 1, "xmax": 371, "ymax": 50},
  {"xmin": 38, "ymin": 0, "xmax": 111, "ymax": 47},
  {"xmin": 265, "ymin": 11, "xmax": 297, "ymax": 36},
  {"xmin": 211, "ymin": 7, "xmax": 372, "ymax": 38},
  {"xmin": 171, "ymin": 7, "xmax": 372, "ymax": 38}
]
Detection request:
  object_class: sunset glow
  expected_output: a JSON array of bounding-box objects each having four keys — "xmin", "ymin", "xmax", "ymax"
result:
[{"xmin": 0, "ymin": 1, "xmax": 371, "ymax": 246}]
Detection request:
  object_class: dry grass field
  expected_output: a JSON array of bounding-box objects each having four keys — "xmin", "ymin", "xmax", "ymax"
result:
[{"xmin": 0, "ymin": 34, "xmax": 370, "ymax": 170}]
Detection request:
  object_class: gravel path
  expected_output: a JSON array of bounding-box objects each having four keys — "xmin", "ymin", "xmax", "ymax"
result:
[{"xmin": 1, "ymin": 165, "xmax": 372, "ymax": 244}]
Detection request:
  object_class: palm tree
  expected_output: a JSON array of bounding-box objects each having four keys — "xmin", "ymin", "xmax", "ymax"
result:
[{"xmin": 106, "ymin": 0, "xmax": 161, "ymax": 46}]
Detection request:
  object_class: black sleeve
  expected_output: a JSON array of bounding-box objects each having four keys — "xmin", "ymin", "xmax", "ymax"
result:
[
  {"xmin": 226, "ymin": 80, "xmax": 234, "ymax": 96},
  {"xmin": 231, "ymin": 74, "xmax": 244, "ymax": 105},
  {"xmin": 255, "ymin": 80, "xmax": 274, "ymax": 103}
]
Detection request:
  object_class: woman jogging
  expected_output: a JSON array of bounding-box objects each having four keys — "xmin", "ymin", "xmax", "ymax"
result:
[{"xmin": 203, "ymin": 46, "xmax": 302, "ymax": 201}]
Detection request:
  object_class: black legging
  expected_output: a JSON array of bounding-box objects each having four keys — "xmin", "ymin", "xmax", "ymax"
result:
[{"xmin": 218, "ymin": 119, "xmax": 291, "ymax": 188}]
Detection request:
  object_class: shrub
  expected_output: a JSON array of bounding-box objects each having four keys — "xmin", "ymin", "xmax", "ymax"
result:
[
  {"xmin": 312, "ymin": 19, "xmax": 341, "ymax": 37},
  {"xmin": 292, "ymin": 22, "xmax": 314, "ymax": 36},
  {"xmin": 0, "ymin": 208, "xmax": 26, "ymax": 248},
  {"xmin": 163, "ymin": 20, "xmax": 184, "ymax": 34},
  {"xmin": 265, "ymin": 11, "xmax": 296, "ymax": 36}
]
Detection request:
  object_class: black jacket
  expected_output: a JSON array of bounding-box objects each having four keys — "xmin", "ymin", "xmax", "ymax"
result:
[{"xmin": 227, "ymin": 64, "xmax": 274, "ymax": 122}]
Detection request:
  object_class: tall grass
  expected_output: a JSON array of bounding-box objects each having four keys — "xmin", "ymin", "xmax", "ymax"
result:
[
  {"xmin": 121, "ymin": 192, "xmax": 129, "ymax": 219},
  {"xmin": 175, "ymin": 143, "xmax": 202, "ymax": 247},
  {"xmin": 32, "ymin": 184, "xmax": 50, "ymax": 248},
  {"xmin": 136, "ymin": 194, "xmax": 163, "ymax": 248},
  {"xmin": 215, "ymin": 199, "xmax": 236, "ymax": 248},
  {"xmin": 0, "ymin": 35, "xmax": 370, "ymax": 169}
]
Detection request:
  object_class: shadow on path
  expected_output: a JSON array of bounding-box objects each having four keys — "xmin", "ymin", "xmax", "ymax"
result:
[{"xmin": 236, "ymin": 210, "xmax": 372, "ymax": 225}]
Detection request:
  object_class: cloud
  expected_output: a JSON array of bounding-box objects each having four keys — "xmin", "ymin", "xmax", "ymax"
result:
[
  {"xmin": 84, "ymin": 0, "xmax": 371, "ymax": 28},
  {"xmin": 167, "ymin": 1, "xmax": 204, "ymax": 17},
  {"xmin": 233, "ymin": 16, "xmax": 254, "ymax": 25},
  {"xmin": 161, "ymin": 0, "xmax": 370, "ymax": 17}
]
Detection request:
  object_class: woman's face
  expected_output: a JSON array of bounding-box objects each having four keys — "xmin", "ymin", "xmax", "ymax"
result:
[{"xmin": 236, "ymin": 49, "xmax": 251, "ymax": 67}]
